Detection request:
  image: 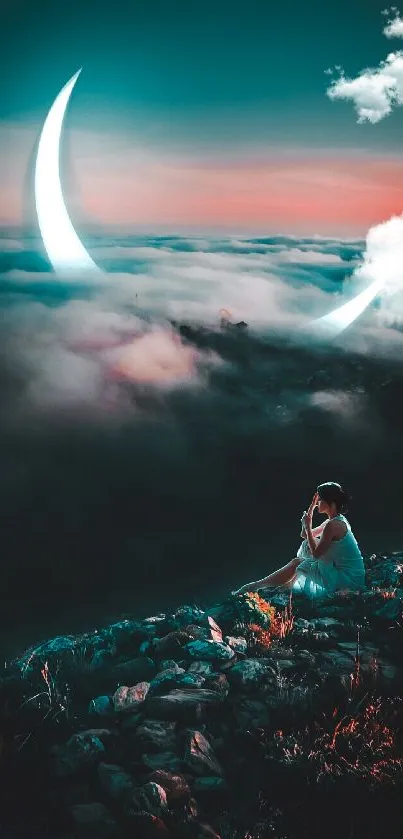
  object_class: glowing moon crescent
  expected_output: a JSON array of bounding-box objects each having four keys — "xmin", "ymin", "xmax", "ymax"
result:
[
  {"xmin": 35, "ymin": 69, "xmax": 101, "ymax": 275},
  {"xmin": 35, "ymin": 70, "xmax": 381, "ymax": 333}
]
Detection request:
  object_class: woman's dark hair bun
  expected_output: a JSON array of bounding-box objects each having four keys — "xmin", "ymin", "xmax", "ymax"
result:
[{"xmin": 317, "ymin": 482, "xmax": 351, "ymax": 513}]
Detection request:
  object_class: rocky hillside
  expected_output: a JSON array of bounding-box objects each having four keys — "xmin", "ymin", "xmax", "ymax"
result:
[{"xmin": 1, "ymin": 551, "xmax": 403, "ymax": 839}]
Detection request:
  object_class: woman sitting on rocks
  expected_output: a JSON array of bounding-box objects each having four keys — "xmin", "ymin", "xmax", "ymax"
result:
[{"xmin": 232, "ymin": 482, "xmax": 366, "ymax": 598}]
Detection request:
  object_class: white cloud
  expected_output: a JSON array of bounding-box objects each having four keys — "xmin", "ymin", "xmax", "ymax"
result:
[
  {"xmin": 327, "ymin": 52, "xmax": 403, "ymax": 123},
  {"xmin": 383, "ymin": 9, "xmax": 403, "ymax": 38}
]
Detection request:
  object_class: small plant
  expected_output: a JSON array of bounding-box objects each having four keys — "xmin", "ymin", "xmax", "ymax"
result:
[{"xmin": 232, "ymin": 591, "xmax": 277, "ymax": 630}]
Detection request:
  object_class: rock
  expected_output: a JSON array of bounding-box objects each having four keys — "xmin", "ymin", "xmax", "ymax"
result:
[
  {"xmin": 135, "ymin": 720, "xmax": 177, "ymax": 752},
  {"xmin": 227, "ymin": 659, "xmax": 275, "ymax": 687},
  {"xmin": 149, "ymin": 669, "xmax": 205, "ymax": 695},
  {"xmin": 320, "ymin": 650, "xmax": 356, "ymax": 675},
  {"xmin": 312, "ymin": 618, "xmax": 342, "ymax": 631},
  {"xmin": 112, "ymin": 657, "xmax": 156, "ymax": 684},
  {"xmin": 88, "ymin": 696, "xmax": 113, "ymax": 717},
  {"xmin": 113, "ymin": 682, "xmax": 149, "ymax": 712},
  {"xmin": 188, "ymin": 661, "xmax": 213, "ymax": 675},
  {"xmin": 147, "ymin": 770, "xmax": 191, "ymax": 804},
  {"xmin": 153, "ymin": 630, "xmax": 197, "ymax": 659},
  {"xmin": 296, "ymin": 649, "xmax": 317, "ymax": 667},
  {"xmin": 159, "ymin": 659, "xmax": 183, "ymax": 672},
  {"xmin": 206, "ymin": 616, "xmax": 223, "ymax": 643},
  {"xmin": 374, "ymin": 597, "xmax": 403, "ymax": 622},
  {"xmin": 142, "ymin": 752, "xmax": 183, "ymax": 773},
  {"xmin": 145, "ymin": 689, "xmax": 223, "ymax": 720},
  {"xmin": 108, "ymin": 619, "xmax": 152, "ymax": 646},
  {"xmin": 125, "ymin": 811, "xmax": 170, "ymax": 838},
  {"xmin": 131, "ymin": 781, "xmax": 168, "ymax": 818},
  {"xmin": 203, "ymin": 673, "xmax": 229, "ymax": 698},
  {"xmin": 97, "ymin": 762, "xmax": 135, "ymax": 801},
  {"xmin": 233, "ymin": 697, "xmax": 270, "ymax": 730},
  {"xmin": 184, "ymin": 730, "xmax": 223, "ymax": 777},
  {"xmin": 51, "ymin": 731, "xmax": 107, "ymax": 777},
  {"xmin": 15, "ymin": 635, "xmax": 76, "ymax": 672},
  {"xmin": 193, "ymin": 776, "xmax": 228, "ymax": 796},
  {"xmin": 69, "ymin": 802, "xmax": 118, "ymax": 837},
  {"xmin": 224, "ymin": 636, "xmax": 247, "ymax": 654},
  {"xmin": 185, "ymin": 640, "xmax": 234, "ymax": 661}
]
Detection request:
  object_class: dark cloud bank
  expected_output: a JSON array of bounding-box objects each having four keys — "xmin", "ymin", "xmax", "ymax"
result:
[{"xmin": 0, "ymin": 232, "xmax": 402, "ymax": 659}]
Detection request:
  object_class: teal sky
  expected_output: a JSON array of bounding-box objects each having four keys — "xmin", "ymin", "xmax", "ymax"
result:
[
  {"xmin": 2, "ymin": 0, "xmax": 403, "ymax": 234},
  {"xmin": 2, "ymin": 0, "xmax": 402, "ymax": 152}
]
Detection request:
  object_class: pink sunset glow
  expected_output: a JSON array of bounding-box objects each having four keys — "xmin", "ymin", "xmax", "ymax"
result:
[{"xmin": 1, "ymin": 123, "xmax": 403, "ymax": 235}]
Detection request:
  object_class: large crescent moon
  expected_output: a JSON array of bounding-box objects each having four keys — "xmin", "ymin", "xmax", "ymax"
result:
[
  {"xmin": 35, "ymin": 69, "xmax": 101, "ymax": 275},
  {"xmin": 35, "ymin": 70, "xmax": 382, "ymax": 333}
]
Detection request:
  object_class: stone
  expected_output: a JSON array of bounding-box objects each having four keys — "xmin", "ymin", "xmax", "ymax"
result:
[
  {"xmin": 320, "ymin": 650, "xmax": 357, "ymax": 675},
  {"xmin": 227, "ymin": 659, "xmax": 275, "ymax": 687},
  {"xmin": 142, "ymin": 751, "xmax": 183, "ymax": 773},
  {"xmin": 185, "ymin": 640, "xmax": 234, "ymax": 661},
  {"xmin": 69, "ymin": 802, "xmax": 117, "ymax": 838},
  {"xmin": 112, "ymin": 656, "xmax": 156, "ymax": 684},
  {"xmin": 51, "ymin": 731, "xmax": 106, "ymax": 777},
  {"xmin": 193, "ymin": 776, "xmax": 228, "ymax": 796},
  {"xmin": 135, "ymin": 720, "xmax": 177, "ymax": 752},
  {"xmin": 374, "ymin": 597, "xmax": 403, "ymax": 622},
  {"xmin": 159, "ymin": 659, "xmax": 182, "ymax": 672},
  {"xmin": 88, "ymin": 696, "xmax": 113, "ymax": 717},
  {"xmin": 148, "ymin": 669, "xmax": 205, "ymax": 696},
  {"xmin": 312, "ymin": 618, "xmax": 342, "ymax": 631},
  {"xmin": 184, "ymin": 730, "xmax": 223, "ymax": 777},
  {"xmin": 147, "ymin": 769, "xmax": 191, "ymax": 804},
  {"xmin": 224, "ymin": 636, "xmax": 247, "ymax": 654},
  {"xmin": 154, "ymin": 630, "xmax": 196, "ymax": 659},
  {"xmin": 204, "ymin": 673, "xmax": 229, "ymax": 698},
  {"xmin": 188, "ymin": 661, "xmax": 213, "ymax": 675},
  {"xmin": 113, "ymin": 682, "xmax": 149, "ymax": 712},
  {"xmin": 108, "ymin": 619, "xmax": 152, "ymax": 646},
  {"xmin": 97, "ymin": 762, "xmax": 135, "ymax": 801},
  {"xmin": 233, "ymin": 697, "xmax": 270, "ymax": 730},
  {"xmin": 131, "ymin": 781, "xmax": 168, "ymax": 818},
  {"xmin": 145, "ymin": 688, "xmax": 223, "ymax": 720}
]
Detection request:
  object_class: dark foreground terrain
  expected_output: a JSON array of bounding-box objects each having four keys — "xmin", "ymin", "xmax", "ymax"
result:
[{"xmin": 1, "ymin": 548, "xmax": 403, "ymax": 839}]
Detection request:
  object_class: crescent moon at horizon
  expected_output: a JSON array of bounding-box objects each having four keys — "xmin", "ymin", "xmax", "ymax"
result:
[
  {"xmin": 35, "ymin": 70, "xmax": 383, "ymax": 333},
  {"xmin": 35, "ymin": 69, "xmax": 101, "ymax": 275}
]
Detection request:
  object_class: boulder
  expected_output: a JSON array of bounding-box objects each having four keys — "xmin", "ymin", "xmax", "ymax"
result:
[
  {"xmin": 145, "ymin": 688, "xmax": 223, "ymax": 720},
  {"xmin": 135, "ymin": 720, "xmax": 177, "ymax": 753},
  {"xmin": 183, "ymin": 730, "xmax": 223, "ymax": 777},
  {"xmin": 227, "ymin": 659, "xmax": 275, "ymax": 687},
  {"xmin": 147, "ymin": 769, "xmax": 191, "ymax": 804},
  {"xmin": 148, "ymin": 669, "xmax": 205, "ymax": 696},
  {"xmin": 142, "ymin": 751, "xmax": 183, "ymax": 773},
  {"xmin": 233, "ymin": 697, "xmax": 270, "ymax": 730},
  {"xmin": 51, "ymin": 731, "xmax": 107, "ymax": 777},
  {"xmin": 97, "ymin": 762, "xmax": 135, "ymax": 801},
  {"xmin": 113, "ymin": 682, "xmax": 149, "ymax": 712},
  {"xmin": 193, "ymin": 776, "xmax": 229, "ymax": 796},
  {"xmin": 88, "ymin": 696, "xmax": 113, "ymax": 717},
  {"xmin": 185, "ymin": 640, "xmax": 234, "ymax": 662},
  {"xmin": 131, "ymin": 781, "xmax": 168, "ymax": 818},
  {"xmin": 188, "ymin": 661, "xmax": 213, "ymax": 675},
  {"xmin": 224, "ymin": 636, "xmax": 247, "ymax": 654},
  {"xmin": 112, "ymin": 656, "xmax": 156, "ymax": 684}
]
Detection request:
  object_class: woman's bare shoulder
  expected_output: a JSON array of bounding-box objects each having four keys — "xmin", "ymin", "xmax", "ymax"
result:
[{"xmin": 326, "ymin": 518, "xmax": 347, "ymax": 537}]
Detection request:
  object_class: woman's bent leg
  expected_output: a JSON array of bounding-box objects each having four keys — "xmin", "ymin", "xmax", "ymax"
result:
[{"xmin": 258, "ymin": 558, "xmax": 302, "ymax": 589}]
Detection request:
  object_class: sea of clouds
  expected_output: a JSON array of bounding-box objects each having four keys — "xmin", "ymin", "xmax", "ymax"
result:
[{"xmin": 1, "ymin": 231, "xmax": 402, "ymax": 655}]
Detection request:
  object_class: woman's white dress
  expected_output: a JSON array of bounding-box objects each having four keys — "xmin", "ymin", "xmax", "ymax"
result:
[{"xmin": 292, "ymin": 514, "xmax": 365, "ymax": 598}]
